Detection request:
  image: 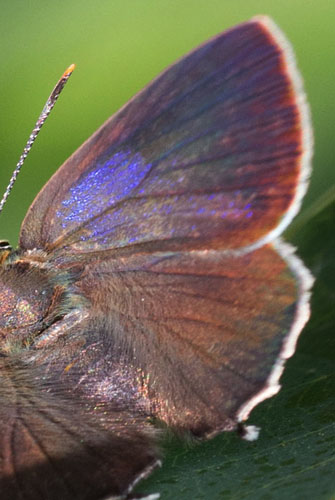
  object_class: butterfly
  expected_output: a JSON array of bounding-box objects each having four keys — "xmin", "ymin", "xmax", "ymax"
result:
[{"xmin": 0, "ymin": 15, "xmax": 313, "ymax": 500}]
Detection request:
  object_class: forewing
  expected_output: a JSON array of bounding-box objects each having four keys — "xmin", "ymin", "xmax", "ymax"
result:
[
  {"xmin": 20, "ymin": 17, "xmax": 311, "ymax": 255},
  {"xmin": 0, "ymin": 354, "xmax": 158, "ymax": 500},
  {"xmin": 77, "ymin": 240, "xmax": 312, "ymax": 436}
]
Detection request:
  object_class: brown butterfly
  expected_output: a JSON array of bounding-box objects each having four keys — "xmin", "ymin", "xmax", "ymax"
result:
[{"xmin": 0, "ymin": 16, "xmax": 313, "ymax": 500}]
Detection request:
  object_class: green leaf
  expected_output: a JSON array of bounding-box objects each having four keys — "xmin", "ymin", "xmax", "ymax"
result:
[{"xmin": 136, "ymin": 194, "xmax": 335, "ymax": 499}]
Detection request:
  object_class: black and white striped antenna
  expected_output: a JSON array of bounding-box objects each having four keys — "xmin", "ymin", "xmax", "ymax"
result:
[{"xmin": 0, "ymin": 64, "xmax": 75, "ymax": 215}]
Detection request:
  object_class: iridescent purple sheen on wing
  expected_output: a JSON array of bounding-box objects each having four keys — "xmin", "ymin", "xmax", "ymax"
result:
[{"xmin": 56, "ymin": 150, "xmax": 151, "ymax": 229}]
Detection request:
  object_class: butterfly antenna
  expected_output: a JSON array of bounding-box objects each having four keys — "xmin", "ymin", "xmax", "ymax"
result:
[{"xmin": 0, "ymin": 63, "xmax": 76, "ymax": 215}]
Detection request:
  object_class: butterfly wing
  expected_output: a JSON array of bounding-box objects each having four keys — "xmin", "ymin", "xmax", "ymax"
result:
[
  {"xmin": 74, "ymin": 239, "xmax": 312, "ymax": 436},
  {"xmin": 0, "ymin": 349, "xmax": 158, "ymax": 500},
  {"xmin": 20, "ymin": 17, "xmax": 311, "ymax": 255}
]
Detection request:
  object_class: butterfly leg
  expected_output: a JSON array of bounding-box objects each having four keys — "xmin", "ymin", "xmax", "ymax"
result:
[{"xmin": 34, "ymin": 308, "xmax": 89, "ymax": 348}]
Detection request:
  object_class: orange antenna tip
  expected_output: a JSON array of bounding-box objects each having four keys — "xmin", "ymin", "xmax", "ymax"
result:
[{"xmin": 63, "ymin": 63, "xmax": 76, "ymax": 78}]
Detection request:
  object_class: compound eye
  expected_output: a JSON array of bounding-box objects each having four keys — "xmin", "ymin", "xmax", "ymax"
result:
[{"xmin": 0, "ymin": 241, "xmax": 11, "ymax": 249}]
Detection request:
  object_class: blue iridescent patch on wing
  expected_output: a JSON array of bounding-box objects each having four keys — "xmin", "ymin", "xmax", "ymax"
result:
[{"xmin": 56, "ymin": 150, "xmax": 152, "ymax": 229}]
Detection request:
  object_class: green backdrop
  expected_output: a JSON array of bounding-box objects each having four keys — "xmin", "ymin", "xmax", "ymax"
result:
[{"xmin": 0, "ymin": 1, "xmax": 334, "ymax": 499}]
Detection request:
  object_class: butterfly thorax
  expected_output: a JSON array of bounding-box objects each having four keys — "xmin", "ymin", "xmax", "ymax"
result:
[{"xmin": 0, "ymin": 247, "xmax": 79, "ymax": 354}]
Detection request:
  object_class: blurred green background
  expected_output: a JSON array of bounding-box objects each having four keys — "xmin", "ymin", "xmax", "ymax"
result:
[
  {"xmin": 0, "ymin": 1, "xmax": 334, "ymax": 499},
  {"xmin": 0, "ymin": 0, "xmax": 334, "ymax": 243}
]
